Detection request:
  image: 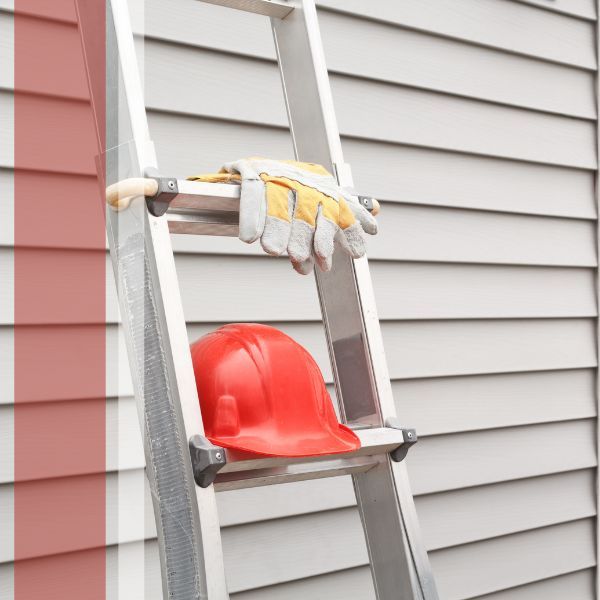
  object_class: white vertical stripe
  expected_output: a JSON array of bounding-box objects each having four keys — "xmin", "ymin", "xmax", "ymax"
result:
[
  {"xmin": 0, "ymin": 6, "xmax": 14, "ymax": 599},
  {"xmin": 105, "ymin": 304, "xmax": 146, "ymax": 599},
  {"xmin": 116, "ymin": 469, "xmax": 147, "ymax": 599},
  {"xmin": 594, "ymin": 3, "xmax": 600, "ymax": 598}
]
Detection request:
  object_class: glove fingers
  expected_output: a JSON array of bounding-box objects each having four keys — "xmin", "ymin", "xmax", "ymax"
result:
[
  {"xmin": 287, "ymin": 190, "xmax": 316, "ymax": 264},
  {"xmin": 313, "ymin": 202, "xmax": 338, "ymax": 263},
  {"xmin": 349, "ymin": 202, "xmax": 378, "ymax": 235},
  {"xmin": 238, "ymin": 177, "xmax": 267, "ymax": 244},
  {"xmin": 314, "ymin": 251, "xmax": 333, "ymax": 273},
  {"xmin": 288, "ymin": 218, "xmax": 315, "ymax": 263},
  {"xmin": 291, "ymin": 255, "xmax": 315, "ymax": 275},
  {"xmin": 336, "ymin": 197, "xmax": 366, "ymax": 258},
  {"xmin": 261, "ymin": 184, "xmax": 293, "ymax": 256},
  {"xmin": 337, "ymin": 223, "xmax": 367, "ymax": 259},
  {"xmin": 224, "ymin": 160, "xmax": 267, "ymax": 244}
]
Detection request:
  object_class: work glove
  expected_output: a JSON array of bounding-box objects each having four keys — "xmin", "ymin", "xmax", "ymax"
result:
[{"xmin": 188, "ymin": 158, "xmax": 378, "ymax": 274}]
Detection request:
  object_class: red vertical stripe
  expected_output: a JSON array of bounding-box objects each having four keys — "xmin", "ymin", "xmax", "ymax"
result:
[{"xmin": 14, "ymin": 1, "xmax": 106, "ymax": 598}]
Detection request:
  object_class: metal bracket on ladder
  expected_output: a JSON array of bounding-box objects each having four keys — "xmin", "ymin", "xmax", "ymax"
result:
[
  {"xmin": 386, "ymin": 419, "xmax": 418, "ymax": 463},
  {"xmin": 189, "ymin": 435, "xmax": 228, "ymax": 488},
  {"xmin": 143, "ymin": 168, "xmax": 179, "ymax": 216},
  {"xmin": 75, "ymin": 0, "xmax": 439, "ymax": 598}
]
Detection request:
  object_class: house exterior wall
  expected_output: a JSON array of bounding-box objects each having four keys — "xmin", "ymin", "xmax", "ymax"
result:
[{"xmin": 1, "ymin": 0, "xmax": 598, "ymax": 598}]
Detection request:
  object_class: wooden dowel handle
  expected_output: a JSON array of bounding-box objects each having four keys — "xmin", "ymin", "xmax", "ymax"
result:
[
  {"xmin": 105, "ymin": 177, "xmax": 159, "ymax": 211},
  {"xmin": 371, "ymin": 198, "xmax": 381, "ymax": 216}
]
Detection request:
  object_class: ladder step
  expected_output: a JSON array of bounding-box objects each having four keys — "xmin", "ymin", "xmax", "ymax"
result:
[
  {"xmin": 197, "ymin": 0, "xmax": 294, "ymax": 18},
  {"xmin": 130, "ymin": 177, "xmax": 376, "ymax": 237},
  {"xmin": 212, "ymin": 427, "xmax": 410, "ymax": 491},
  {"xmin": 215, "ymin": 456, "xmax": 377, "ymax": 491},
  {"xmin": 166, "ymin": 179, "xmax": 240, "ymax": 237}
]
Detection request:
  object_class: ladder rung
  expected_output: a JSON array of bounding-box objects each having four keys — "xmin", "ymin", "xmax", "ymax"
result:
[
  {"xmin": 213, "ymin": 427, "xmax": 406, "ymax": 491},
  {"xmin": 197, "ymin": 0, "xmax": 294, "ymax": 18},
  {"xmin": 167, "ymin": 211, "xmax": 239, "ymax": 237},
  {"xmin": 143, "ymin": 178, "xmax": 377, "ymax": 237},
  {"xmin": 170, "ymin": 179, "xmax": 240, "ymax": 211},
  {"xmin": 167, "ymin": 180, "xmax": 240, "ymax": 236},
  {"xmin": 214, "ymin": 456, "xmax": 377, "ymax": 491}
]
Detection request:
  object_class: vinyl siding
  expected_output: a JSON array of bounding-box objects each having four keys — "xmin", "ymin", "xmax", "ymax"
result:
[{"xmin": 1, "ymin": 1, "xmax": 598, "ymax": 599}]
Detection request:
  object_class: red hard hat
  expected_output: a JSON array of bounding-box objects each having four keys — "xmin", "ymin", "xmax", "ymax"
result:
[{"xmin": 190, "ymin": 323, "xmax": 360, "ymax": 457}]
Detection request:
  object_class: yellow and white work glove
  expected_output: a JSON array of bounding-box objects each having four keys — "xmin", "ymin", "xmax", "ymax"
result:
[{"xmin": 188, "ymin": 158, "xmax": 378, "ymax": 274}]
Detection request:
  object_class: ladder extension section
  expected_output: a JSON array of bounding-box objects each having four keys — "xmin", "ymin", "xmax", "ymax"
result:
[{"xmin": 75, "ymin": 0, "xmax": 439, "ymax": 599}]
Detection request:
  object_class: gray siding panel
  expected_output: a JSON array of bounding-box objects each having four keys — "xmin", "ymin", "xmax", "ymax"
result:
[
  {"xmin": 339, "ymin": 143, "xmax": 597, "ymax": 218},
  {"xmin": 406, "ymin": 419, "xmax": 597, "ymax": 495},
  {"xmin": 514, "ymin": 0, "xmax": 595, "ymax": 20},
  {"xmin": 1, "ymin": 318, "xmax": 597, "ymax": 400},
  {"xmin": 2, "ymin": 461, "xmax": 594, "ymax": 563},
  {"xmin": 431, "ymin": 519, "xmax": 596, "ymax": 599},
  {"xmin": 126, "ymin": 517, "xmax": 596, "ymax": 597},
  {"xmin": 139, "ymin": 0, "xmax": 598, "ymax": 68},
  {"xmin": 187, "ymin": 318, "xmax": 595, "ymax": 382},
  {"xmin": 216, "ymin": 468, "xmax": 597, "ymax": 532},
  {"xmin": 143, "ymin": 18, "xmax": 597, "ymax": 118},
  {"xmin": 229, "ymin": 567, "xmax": 377, "ymax": 600},
  {"xmin": 143, "ymin": 70, "xmax": 598, "ymax": 167},
  {"xmin": 373, "ymin": 319, "xmax": 597, "ymax": 380},
  {"xmin": 4, "ymin": 409, "xmax": 596, "ymax": 491},
  {"xmin": 317, "ymin": 0, "xmax": 597, "ymax": 69},
  {"xmin": 5, "ymin": 250, "xmax": 599, "ymax": 325},
  {"xmin": 173, "ymin": 208, "xmax": 599, "ymax": 263},
  {"xmin": 395, "ymin": 369, "xmax": 597, "ymax": 434},
  {"xmin": 178, "ymin": 260, "xmax": 598, "ymax": 320},
  {"xmin": 470, "ymin": 569, "xmax": 595, "ymax": 600},
  {"xmin": 231, "ymin": 568, "xmax": 595, "ymax": 600},
  {"xmin": 139, "ymin": 519, "xmax": 598, "ymax": 598}
]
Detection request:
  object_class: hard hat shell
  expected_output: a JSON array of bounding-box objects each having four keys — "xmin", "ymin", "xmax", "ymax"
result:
[{"xmin": 191, "ymin": 323, "xmax": 360, "ymax": 457}]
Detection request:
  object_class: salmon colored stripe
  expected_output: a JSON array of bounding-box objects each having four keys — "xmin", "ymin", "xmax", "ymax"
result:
[{"xmin": 14, "ymin": 2, "xmax": 106, "ymax": 599}]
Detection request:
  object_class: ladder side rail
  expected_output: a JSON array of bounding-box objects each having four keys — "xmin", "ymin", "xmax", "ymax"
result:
[
  {"xmin": 75, "ymin": 2, "xmax": 228, "ymax": 598},
  {"xmin": 197, "ymin": 0, "xmax": 294, "ymax": 18},
  {"xmin": 271, "ymin": 2, "xmax": 439, "ymax": 598}
]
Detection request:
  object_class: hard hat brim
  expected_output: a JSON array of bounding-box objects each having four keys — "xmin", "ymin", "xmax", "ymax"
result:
[{"xmin": 207, "ymin": 422, "xmax": 360, "ymax": 458}]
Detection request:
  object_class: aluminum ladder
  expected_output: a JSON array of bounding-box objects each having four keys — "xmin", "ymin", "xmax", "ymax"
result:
[{"xmin": 74, "ymin": 1, "xmax": 439, "ymax": 598}]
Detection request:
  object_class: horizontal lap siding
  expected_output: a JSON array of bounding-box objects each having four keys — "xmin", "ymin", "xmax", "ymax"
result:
[
  {"xmin": 143, "ymin": 1, "xmax": 600, "ymax": 596},
  {"xmin": 1, "ymin": 401, "xmax": 597, "ymax": 487},
  {"xmin": 231, "ymin": 569, "xmax": 597, "ymax": 600},
  {"xmin": 514, "ymin": 0, "xmax": 595, "ymax": 20},
  {"xmin": 3, "ymin": 486, "xmax": 594, "ymax": 595},
  {"xmin": 1, "ymin": 249, "xmax": 599, "ymax": 324},
  {"xmin": 316, "ymin": 0, "xmax": 597, "ymax": 69},
  {"xmin": 101, "ymin": 519, "xmax": 600, "ymax": 598},
  {"xmin": 0, "ymin": 318, "xmax": 596, "ymax": 401},
  {"xmin": 469, "ymin": 569, "xmax": 596, "ymax": 600},
  {"xmin": 2, "ymin": 1, "xmax": 598, "ymax": 599}
]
